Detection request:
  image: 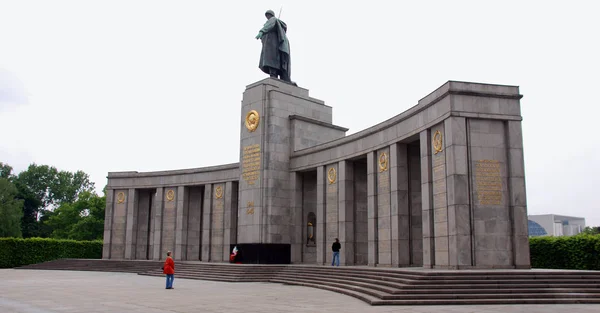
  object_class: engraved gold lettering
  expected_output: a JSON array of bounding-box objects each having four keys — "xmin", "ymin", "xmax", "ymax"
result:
[
  {"xmin": 475, "ymin": 160, "xmax": 502, "ymax": 206},
  {"xmin": 242, "ymin": 144, "xmax": 261, "ymax": 185}
]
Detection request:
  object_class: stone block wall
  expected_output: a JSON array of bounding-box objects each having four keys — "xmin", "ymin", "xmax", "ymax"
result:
[
  {"xmin": 290, "ymin": 116, "xmax": 346, "ymax": 151},
  {"xmin": 468, "ymin": 119, "xmax": 512, "ymax": 267}
]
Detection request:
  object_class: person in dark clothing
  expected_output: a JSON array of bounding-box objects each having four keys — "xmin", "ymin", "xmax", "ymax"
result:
[{"xmin": 331, "ymin": 238, "xmax": 341, "ymax": 267}]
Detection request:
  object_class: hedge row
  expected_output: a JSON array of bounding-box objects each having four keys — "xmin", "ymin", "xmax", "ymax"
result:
[
  {"xmin": 0, "ymin": 237, "xmax": 102, "ymax": 268},
  {"xmin": 1, "ymin": 236, "xmax": 599, "ymax": 270},
  {"xmin": 530, "ymin": 234, "xmax": 600, "ymax": 270}
]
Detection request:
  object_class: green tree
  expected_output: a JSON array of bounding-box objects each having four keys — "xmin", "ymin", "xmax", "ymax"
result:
[
  {"xmin": 0, "ymin": 162, "xmax": 13, "ymax": 179},
  {"xmin": 581, "ymin": 226, "xmax": 600, "ymax": 235},
  {"xmin": 0, "ymin": 178, "xmax": 24, "ymax": 237},
  {"xmin": 46, "ymin": 191, "xmax": 105, "ymax": 241},
  {"xmin": 11, "ymin": 163, "xmax": 95, "ymax": 238},
  {"xmin": 16, "ymin": 164, "xmax": 94, "ymax": 209}
]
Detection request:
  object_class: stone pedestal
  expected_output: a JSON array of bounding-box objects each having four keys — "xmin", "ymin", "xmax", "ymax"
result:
[{"xmin": 237, "ymin": 78, "xmax": 346, "ymax": 264}]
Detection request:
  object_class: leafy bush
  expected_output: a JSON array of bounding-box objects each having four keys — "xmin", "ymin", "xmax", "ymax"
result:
[
  {"xmin": 0, "ymin": 237, "xmax": 102, "ymax": 268},
  {"xmin": 530, "ymin": 234, "xmax": 600, "ymax": 270}
]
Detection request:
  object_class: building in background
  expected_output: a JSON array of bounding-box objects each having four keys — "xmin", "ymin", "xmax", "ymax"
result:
[{"xmin": 528, "ymin": 214, "xmax": 586, "ymax": 237}]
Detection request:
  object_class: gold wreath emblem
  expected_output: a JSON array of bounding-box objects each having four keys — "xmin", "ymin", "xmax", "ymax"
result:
[
  {"xmin": 166, "ymin": 189, "xmax": 175, "ymax": 202},
  {"xmin": 327, "ymin": 167, "xmax": 337, "ymax": 184},
  {"xmin": 433, "ymin": 130, "xmax": 443, "ymax": 154},
  {"xmin": 116, "ymin": 192, "xmax": 125, "ymax": 204},
  {"xmin": 245, "ymin": 110, "xmax": 260, "ymax": 132},
  {"xmin": 379, "ymin": 152, "xmax": 388, "ymax": 172},
  {"xmin": 215, "ymin": 185, "xmax": 223, "ymax": 199}
]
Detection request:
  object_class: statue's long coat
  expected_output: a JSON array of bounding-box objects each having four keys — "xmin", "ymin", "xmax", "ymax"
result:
[{"xmin": 258, "ymin": 17, "xmax": 291, "ymax": 79}]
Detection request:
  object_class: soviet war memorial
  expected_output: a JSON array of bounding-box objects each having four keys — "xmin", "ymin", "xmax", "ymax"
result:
[
  {"xmin": 2, "ymin": 3, "xmax": 600, "ymax": 311},
  {"xmin": 103, "ymin": 79, "xmax": 530, "ymax": 270},
  {"xmin": 103, "ymin": 11, "xmax": 530, "ymax": 270}
]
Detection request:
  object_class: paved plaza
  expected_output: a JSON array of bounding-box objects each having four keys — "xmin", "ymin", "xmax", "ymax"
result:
[{"xmin": 1, "ymin": 269, "xmax": 598, "ymax": 313}]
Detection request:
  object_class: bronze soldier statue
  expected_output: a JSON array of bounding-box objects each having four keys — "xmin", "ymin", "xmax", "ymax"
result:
[{"xmin": 255, "ymin": 10, "xmax": 293, "ymax": 84}]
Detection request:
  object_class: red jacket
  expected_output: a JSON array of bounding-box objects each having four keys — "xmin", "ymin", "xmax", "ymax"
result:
[{"xmin": 163, "ymin": 257, "xmax": 175, "ymax": 275}]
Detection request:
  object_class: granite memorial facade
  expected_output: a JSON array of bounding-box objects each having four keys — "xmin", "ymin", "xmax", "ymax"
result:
[{"xmin": 103, "ymin": 79, "xmax": 530, "ymax": 269}]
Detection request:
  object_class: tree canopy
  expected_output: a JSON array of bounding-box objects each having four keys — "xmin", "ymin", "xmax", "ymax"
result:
[
  {"xmin": 0, "ymin": 161, "xmax": 104, "ymax": 240},
  {"xmin": 0, "ymin": 177, "xmax": 24, "ymax": 237}
]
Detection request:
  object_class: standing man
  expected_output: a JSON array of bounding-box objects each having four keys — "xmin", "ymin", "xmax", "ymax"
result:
[
  {"xmin": 163, "ymin": 251, "xmax": 175, "ymax": 289},
  {"xmin": 331, "ymin": 238, "xmax": 341, "ymax": 267},
  {"xmin": 255, "ymin": 9, "xmax": 293, "ymax": 83}
]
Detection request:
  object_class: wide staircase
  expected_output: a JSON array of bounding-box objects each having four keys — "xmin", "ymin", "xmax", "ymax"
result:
[
  {"xmin": 18, "ymin": 260, "xmax": 600, "ymax": 305},
  {"xmin": 18, "ymin": 258, "xmax": 162, "ymax": 273}
]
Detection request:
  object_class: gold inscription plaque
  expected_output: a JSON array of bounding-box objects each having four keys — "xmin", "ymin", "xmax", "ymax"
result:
[
  {"xmin": 379, "ymin": 152, "xmax": 388, "ymax": 172},
  {"xmin": 165, "ymin": 189, "xmax": 175, "ymax": 202},
  {"xmin": 242, "ymin": 144, "xmax": 261, "ymax": 185},
  {"xmin": 475, "ymin": 160, "xmax": 502, "ymax": 206},
  {"xmin": 327, "ymin": 167, "xmax": 337, "ymax": 184},
  {"xmin": 378, "ymin": 171, "xmax": 390, "ymax": 190},
  {"xmin": 246, "ymin": 201, "xmax": 255, "ymax": 215},
  {"xmin": 433, "ymin": 130, "xmax": 443, "ymax": 154},
  {"xmin": 116, "ymin": 192, "xmax": 125, "ymax": 204},
  {"xmin": 215, "ymin": 185, "xmax": 223, "ymax": 199},
  {"xmin": 245, "ymin": 110, "xmax": 260, "ymax": 132}
]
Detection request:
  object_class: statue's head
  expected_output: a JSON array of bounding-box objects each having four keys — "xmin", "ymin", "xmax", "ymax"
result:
[{"xmin": 265, "ymin": 10, "xmax": 275, "ymax": 19}]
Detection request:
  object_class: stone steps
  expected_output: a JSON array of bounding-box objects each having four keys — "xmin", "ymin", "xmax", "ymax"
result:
[
  {"xmin": 271, "ymin": 279, "xmax": 600, "ymax": 305},
  {"xmin": 16, "ymin": 259, "xmax": 600, "ymax": 305},
  {"xmin": 18, "ymin": 259, "xmax": 162, "ymax": 273},
  {"xmin": 275, "ymin": 268, "xmax": 600, "ymax": 285},
  {"xmin": 272, "ymin": 272, "xmax": 600, "ymax": 294}
]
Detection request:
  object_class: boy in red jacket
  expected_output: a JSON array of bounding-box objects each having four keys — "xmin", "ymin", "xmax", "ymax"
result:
[{"xmin": 163, "ymin": 251, "xmax": 175, "ymax": 289}]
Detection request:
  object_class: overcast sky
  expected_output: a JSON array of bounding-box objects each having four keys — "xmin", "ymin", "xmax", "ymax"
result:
[{"xmin": 1, "ymin": 1, "xmax": 599, "ymax": 226}]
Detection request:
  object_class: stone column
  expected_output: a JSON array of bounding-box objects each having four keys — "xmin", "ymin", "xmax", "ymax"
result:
[
  {"xmin": 211, "ymin": 184, "xmax": 225, "ymax": 262},
  {"xmin": 444, "ymin": 117, "xmax": 472, "ymax": 268},
  {"xmin": 431, "ymin": 123, "xmax": 449, "ymax": 268},
  {"xmin": 316, "ymin": 166, "xmax": 326, "ymax": 264},
  {"xmin": 161, "ymin": 188, "xmax": 177, "ymax": 259},
  {"xmin": 238, "ymin": 79, "xmax": 341, "ymax": 264},
  {"xmin": 338, "ymin": 160, "xmax": 354, "ymax": 265},
  {"xmin": 201, "ymin": 184, "xmax": 213, "ymax": 261},
  {"xmin": 507, "ymin": 120, "xmax": 530, "ymax": 268},
  {"xmin": 223, "ymin": 181, "xmax": 239, "ymax": 261},
  {"xmin": 420, "ymin": 130, "xmax": 435, "ymax": 268},
  {"xmin": 152, "ymin": 187, "xmax": 164, "ymax": 260},
  {"xmin": 325, "ymin": 163, "xmax": 339, "ymax": 265},
  {"xmin": 290, "ymin": 171, "xmax": 303, "ymax": 263},
  {"xmin": 390, "ymin": 143, "xmax": 410, "ymax": 267},
  {"xmin": 102, "ymin": 189, "xmax": 114, "ymax": 259},
  {"xmin": 174, "ymin": 186, "xmax": 188, "ymax": 261},
  {"xmin": 124, "ymin": 188, "xmax": 137, "ymax": 260},
  {"xmin": 376, "ymin": 148, "xmax": 391, "ymax": 266},
  {"xmin": 110, "ymin": 189, "xmax": 128, "ymax": 259},
  {"xmin": 367, "ymin": 151, "xmax": 378, "ymax": 266}
]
